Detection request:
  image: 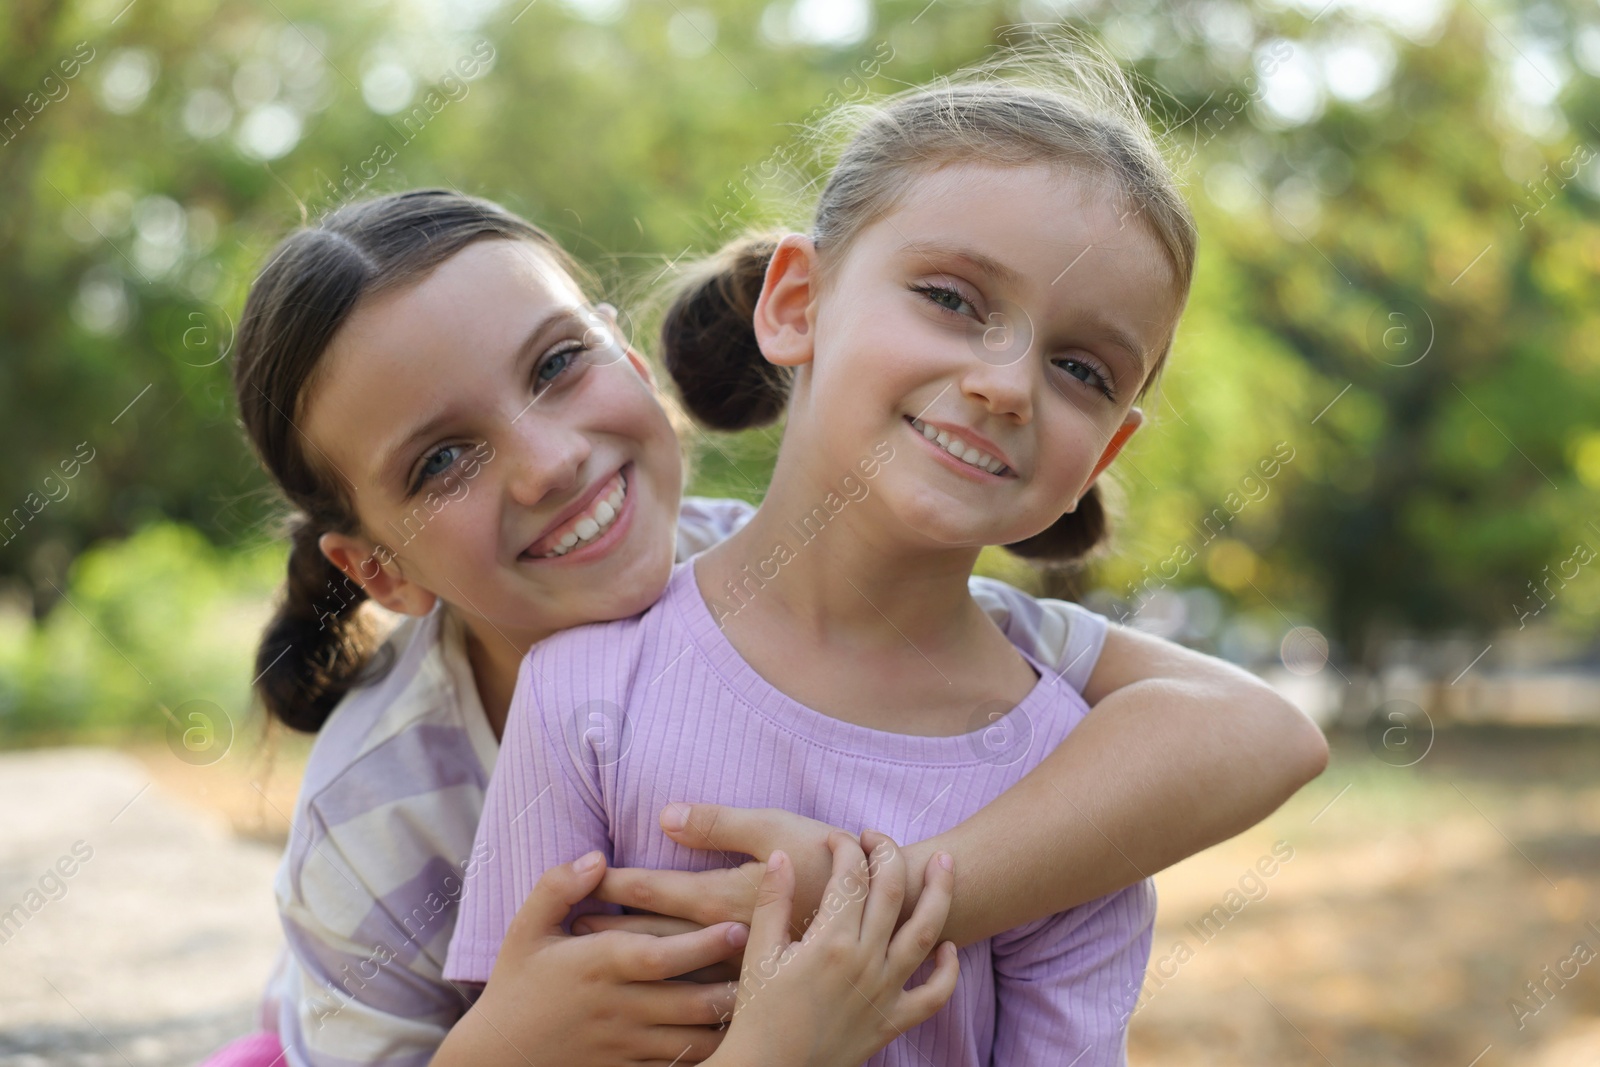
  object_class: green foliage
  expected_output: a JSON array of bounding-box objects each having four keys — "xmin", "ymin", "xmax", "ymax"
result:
[
  {"xmin": 0, "ymin": 522, "xmax": 283, "ymax": 742},
  {"xmin": 1, "ymin": 0, "xmax": 1597, "ymax": 719}
]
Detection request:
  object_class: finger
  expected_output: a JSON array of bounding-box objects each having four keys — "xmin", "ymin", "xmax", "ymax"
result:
[
  {"xmin": 629, "ymin": 977, "xmax": 740, "ymax": 1026},
  {"xmin": 610, "ymin": 921, "xmax": 750, "ymax": 982},
  {"xmin": 632, "ymin": 1022, "xmax": 728, "ymax": 1065},
  {"xmin": 892, "ymin": 941, "xmax": 960, "ymax": 1032},
  {"xmin": 676, "ymin": 958, "xmax": 742, "ymax": 984},
  {"xmin": 887, "ymin": 850, "xmax": 954, "ymax": 979},
  {"xmin": 594, "ymin": 865, "xmax": 757, "ymax": 927},
  {"xmin": 809, "ymin": 832, "xmax": 869, "ymax": 941},
  {"xmin": 571, "ymin": 913, "xmax": 705, "ymax": 938},
  {"xmin": 504, "ymin": 851, "xmax": 607, "ymax": 946},
  {"xmin": 661, "ymin": 802, "xmax": 763, "ymax": 856},
  {"xmin": 858, "ymin": 830, "xmax": 907, "ymax": 948},
  {"xmin": 743, "ymin": 849, "xmax": 796, "ymax": 975}
]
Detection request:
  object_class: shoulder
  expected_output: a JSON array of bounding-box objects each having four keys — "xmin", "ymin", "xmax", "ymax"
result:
[
  {"xmin": 282, "ymin": 608, "xmax": 490, "ymax": 905},
  {"xmin": 969, "ymin": 576, "xmax": 1110, "ymax": 695},
  {"xmin": 518, "ymin": 581, "xmax": 678, "ymax": 723}
]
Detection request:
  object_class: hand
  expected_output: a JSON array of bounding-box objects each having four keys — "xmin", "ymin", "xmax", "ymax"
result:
[
  {"xmin": 594, "ymin": 803, "xmax": 910, "ymax": 939},
  {"xmin": 570, "ymin": 911, "xmax": 742, "ymax": 984},
  {"xmin": 708, "ymin": 830, "xmax": 959, "ymax": 1067},
  {"xmin": 433, "ymin": 851, "xmax": 745, "ymax": 1067}
]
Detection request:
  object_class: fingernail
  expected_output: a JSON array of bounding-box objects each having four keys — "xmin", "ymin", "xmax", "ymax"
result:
[
  {"xmin": 575, "ymin": 850, "xmax": 603, "ymax": 873},
  {"xmin": 661, "ymin": 802, "xmax": 690, "ymax": 831},
  {"xmin": 768, "ymin": 850, "xmax": 786, "ymax": 872},
  {"xmin": 726, "ymin": 922, "xmax": 749, "ymax": 948},
  {"xmin": 937, "ymin": 851, "xmax": 953, "ymax": 872},
  {"xmin": 572, "ymin": 919, "xmax": 592, "ymax": 934}
]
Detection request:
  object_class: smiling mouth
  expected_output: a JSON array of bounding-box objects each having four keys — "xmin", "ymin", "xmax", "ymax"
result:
[
  {"xmin": 525, "ymin": 470, "xmax": 628, "ymax": 558},
  {"xmin": 906, "ymin": 417, "xmax": 1012, "ymax": 477}
]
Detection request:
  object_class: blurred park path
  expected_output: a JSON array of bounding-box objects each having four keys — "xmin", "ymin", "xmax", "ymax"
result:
[
  {"xmin": 0, "ymin": 748, "xmax": 284, "ymax": 1067},
  {"xmin": 4, "ymin": 732, "xmax": 1600, "ymax": 1066}
]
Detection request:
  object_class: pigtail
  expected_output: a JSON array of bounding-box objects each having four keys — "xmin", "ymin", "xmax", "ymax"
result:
[
  {"xmin": 254, "ymin": 514, "xmax": 380, "ymax": 733},
  {"xmin": 1004, "ymin": 480, "xmax": 1117, "ymax": 564},
  {"xmin": 659, "ymin": 233, "xmax": 792, "ymax": 431}
]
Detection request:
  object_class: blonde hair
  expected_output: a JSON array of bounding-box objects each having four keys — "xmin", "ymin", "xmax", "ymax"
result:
[{"xmin": 662, "ymin": 40, "xmax": 1195, "ymax": 563}]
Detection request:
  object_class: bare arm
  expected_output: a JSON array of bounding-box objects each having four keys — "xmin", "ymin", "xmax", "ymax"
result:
[
  {"xmin": 593, "ymin": 624, "xmax": 1327, "ymax": 948},
  {"xmin": 898, "ymin": 621, "xmax": 1328, "ymax": 944}
]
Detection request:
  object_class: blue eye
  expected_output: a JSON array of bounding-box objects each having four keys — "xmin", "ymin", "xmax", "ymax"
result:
[
  {"xmin": 538, "ymin": 349, "xmax": 573, "ymax": 383},
  {"xmin": 912, "ymin": 283, "xmax": 976, "ymax": 318},
  {"xmin": 1055, "ymin": 358, "xmax": 1116, "ymax": 400},
  {"xmin": 417, "ymin": 444, "xmax": 460, "ymax": 485},
  {"xmin": 536, "ymin": 340, "xmax": 590, "ymax": 387}
]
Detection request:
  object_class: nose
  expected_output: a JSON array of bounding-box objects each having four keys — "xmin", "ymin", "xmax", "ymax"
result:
[
  {"xmin": 960, "ymin": 355, "xmax": 1034, "ymax": 425},
  {"xmin": 501, "ymin": 416, "xmax": 591, "ymax": 509}
]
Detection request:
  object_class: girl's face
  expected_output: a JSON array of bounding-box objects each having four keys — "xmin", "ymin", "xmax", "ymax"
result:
[
  {"xmin": 302, "ymin": 239, "xmax": 683, "ymax": 647},
  {"xmin": 759, "ymin": 162, "xmax": 1181, "ymax": 550}
]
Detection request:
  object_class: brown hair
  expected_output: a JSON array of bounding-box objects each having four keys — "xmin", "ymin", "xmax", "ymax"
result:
[
  {"xmin": 660, "ymin": 45, "xmax": 1196, "ymax": 564},
  {"xmin": 234, "ymin": 189, "xmax": 591, "ymax": 732}
]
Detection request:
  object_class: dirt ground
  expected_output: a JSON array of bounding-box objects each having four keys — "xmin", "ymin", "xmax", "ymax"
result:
[{"xmin": 2, "ymin": 727, "xmax": 1598, "ymax": 1066}]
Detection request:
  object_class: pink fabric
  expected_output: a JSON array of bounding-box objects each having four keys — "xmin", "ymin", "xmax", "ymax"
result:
[{"xmin": 196, "ymin": 1032, "xmax": 283, "ymax": 1067}]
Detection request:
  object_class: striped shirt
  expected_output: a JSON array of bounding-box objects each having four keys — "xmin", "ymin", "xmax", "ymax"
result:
[
  {"xmin": 445, "ymin": 558, "xmax": 1153, "ymax": 1066},
  {"xmin": 266, "ymin": 499, "xmax": 1116, "ymax": 1067}
]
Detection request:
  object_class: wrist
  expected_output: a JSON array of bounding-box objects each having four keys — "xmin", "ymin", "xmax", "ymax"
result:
[{"xmin": 704, "ymin": 1028, "xmax": 771, "ymax": 1067}]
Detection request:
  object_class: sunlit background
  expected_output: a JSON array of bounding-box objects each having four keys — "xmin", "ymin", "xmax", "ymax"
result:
[{"xmin": 2, "ymin": 0, "xmax": 1598, "ymax": 1062}]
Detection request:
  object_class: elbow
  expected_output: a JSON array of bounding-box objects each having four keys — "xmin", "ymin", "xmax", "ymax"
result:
[
  {"xmin": 1257, "ymin": 685, "xmax": 1330, "ymax": 791},
  {"xmin": 1290, "ymin": 704, "xmax": 1331, "ymax": 785}
]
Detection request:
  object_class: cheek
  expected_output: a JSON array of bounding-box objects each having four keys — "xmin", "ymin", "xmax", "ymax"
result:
[
  {"xmin": 1036, "ymin": 418, "xmax": 1105, "ymax": 493},
  {"xmin": 397, "ymin": 490, "xmax": 501, "ymax": 575}
]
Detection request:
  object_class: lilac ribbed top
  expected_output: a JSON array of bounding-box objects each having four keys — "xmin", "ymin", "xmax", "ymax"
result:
[{"xmin": 445, "ymin": 558, "xmax": 1154, "ymax": 1066}]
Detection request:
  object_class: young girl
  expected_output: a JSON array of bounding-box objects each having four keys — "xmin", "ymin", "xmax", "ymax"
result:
[
  {"xmin": 445, "ymin": 62, "xmax": 1293, "ymax": 1066},
  {"xmin": 212, "ymin": 175, "xmax": 1323, "ymax": 1065}
]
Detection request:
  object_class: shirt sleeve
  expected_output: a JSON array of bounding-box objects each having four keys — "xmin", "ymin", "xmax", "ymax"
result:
[
  {"xmin": 968, "ymin": 576, "xmax": 1110, "ymax": 696},
  {"xmin": 675, "ymin": 496, "xmax": 757, "ymax": 560},
  {"xmin": 273, "ymin": 831, "xmax": 469, "ymax": 1067},
  {"xmin": 988, "ymin": 880, "xmax": 1157, "ymax": 1067},
  {"xmin": 442, "ymin": 654, "xmax": 614, "ymax": 983}
]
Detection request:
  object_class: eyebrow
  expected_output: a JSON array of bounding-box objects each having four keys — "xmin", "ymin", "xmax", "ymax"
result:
[
  {"xmin": 376, "ymin": 307, "xmax": 582, "ymax": 491},
  {"xmin": 1085, "ymin": 317, "xmax": 1150, "ymax": 378},
  {"xmin": 898, "ymin": 241, "xmax": 1024, "ymax": 289}
]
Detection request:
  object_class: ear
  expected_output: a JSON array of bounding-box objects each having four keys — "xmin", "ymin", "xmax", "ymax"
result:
[
  {"xmin": 319, "ymin": 532, "xmax": 438, "ymax": 618},
  {"xmin": 752, "ymin": 233, "xmax": 819, "ymax": 369},
  {"xmin": 1082, "ymin": 406, "xmax": 1143, "ymax": 491}
]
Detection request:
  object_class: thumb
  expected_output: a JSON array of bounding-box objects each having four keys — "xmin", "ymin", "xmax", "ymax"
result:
[
  {"xmin": 504, "ymin": 850, "xmax": 607, "ymax": 946},
  {"xmin": 660, "ymin": 802, "xmax": 764, "ymax": 857}
]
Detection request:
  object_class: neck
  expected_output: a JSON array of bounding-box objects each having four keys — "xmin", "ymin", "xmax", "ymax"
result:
[
  {"xmin": 459, "ymin": 612, "xmax": 546, "ymax": 740},
  {"xmin": 700, "ymin": 454, "xmax": 984, "ymax": 647}
]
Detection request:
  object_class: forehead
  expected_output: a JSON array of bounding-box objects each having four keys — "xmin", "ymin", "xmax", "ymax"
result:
[
  {"xmin": 301, "ymin": 239, "xmax": 583, "ymax": 484},
  {"xmin": 859, "ymin": 161, "xmax": 1180, "ymax": 338}
]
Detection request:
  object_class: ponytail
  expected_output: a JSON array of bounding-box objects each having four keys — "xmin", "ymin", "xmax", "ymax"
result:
[
  {"xmin": 252, "ymin": 515, "xmax": 382, "ymax": 732},
  {"xmin": 659, "ymin": 233, "xmax": 791, "ymax": 432}
]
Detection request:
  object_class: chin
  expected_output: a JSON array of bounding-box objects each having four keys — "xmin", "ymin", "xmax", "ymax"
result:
[
  {"xmin": 881, "ymin": 483, "xmax": 991, "ymax": 549},
  {"xmin": 601, "ymin": 544, "xmax": 678, "ymax": 621}
]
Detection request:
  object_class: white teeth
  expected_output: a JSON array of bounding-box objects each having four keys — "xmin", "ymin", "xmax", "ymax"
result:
[
  {"xmin": 910, "ymin": 418, "xmax": 1008, "ymax": 477},
  {"xmin": 535, "ymin": 472, "xmax": 628, "ymax": 558}
]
